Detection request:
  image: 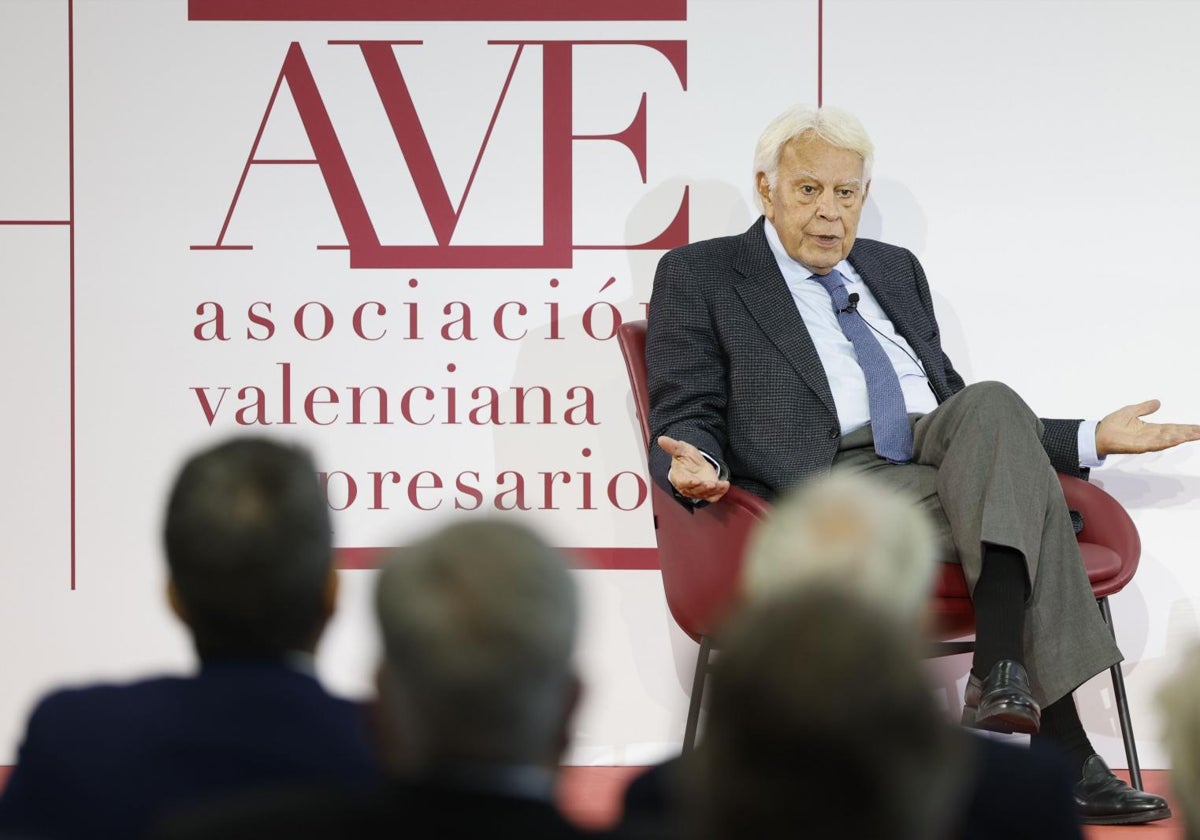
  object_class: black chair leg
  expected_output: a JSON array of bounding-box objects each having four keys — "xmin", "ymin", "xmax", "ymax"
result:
[
  {"xmin": 683, "ymin": 635, "xmax": 712, "ymax": 754},
  {"xmin": 1099, "ymin": 596, "xmax": 1143, "ymax": 791}
]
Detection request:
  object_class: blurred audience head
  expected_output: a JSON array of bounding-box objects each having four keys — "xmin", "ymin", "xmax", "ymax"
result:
[
  {"xmin": 375, "ymin": 518, "xmax": 580, "ymax": 772},
  {"xmin": 1158, "ymin": 642, "xmax": 1200, "ymax": 839},
  {"xmin": 163, "ymin": 437, "xmax": 336, "ymax": 661},
  {"xmin": 696, "ymin": 586, "xmax": 962, "ymax": 840},
  {"xmin": 744, "ymin": 471, "xmax": 938, "ymax": 624}
]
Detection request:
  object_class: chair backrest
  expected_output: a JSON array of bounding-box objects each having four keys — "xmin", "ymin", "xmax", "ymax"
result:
[
  {"xmin": 617, "ymin": 319, "xmax": 653, "ymax": 453},
  {"xmin": 616, "ymin": 320, "xmax": 772, "ymax": 640}
]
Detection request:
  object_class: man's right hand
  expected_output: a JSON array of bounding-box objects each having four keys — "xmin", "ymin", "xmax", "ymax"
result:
[{"xmin": 657, "ymin": 435, "xmax": 731, "ymax": 503}]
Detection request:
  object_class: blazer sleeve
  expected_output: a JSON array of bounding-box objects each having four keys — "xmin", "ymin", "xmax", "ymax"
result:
[
  {"xmin": 1041, "ymin": 419, "xmax": 1087, "ymax": 480},
  {"xmin": 907, "ymin": 249, "xmax": 966, "ymax": 395},
  {"xmin": 645, "ymin": 247, "xmax": 731, "ymax": 495}
]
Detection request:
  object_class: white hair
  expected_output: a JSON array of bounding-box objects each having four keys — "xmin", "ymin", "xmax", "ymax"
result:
[
  {"xmin": 1158, "ymin": 642, "xmax": 1200, "ymax": 839},
  {"xmin": 375, "ymin": 519, "xmax": 578, "ymax": 768},
  {"xmin": 752, "ymin": 104, "xmax": 875, "ymax": 212},
  {"xmin": 743, "ymin": 472, "xmax": 937, "ymax": 624}
]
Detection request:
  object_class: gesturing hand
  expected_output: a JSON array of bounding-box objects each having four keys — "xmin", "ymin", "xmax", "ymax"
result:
[
  {"xmin": 1095, "ymin": 399, "xmax": 1200, "ymax": 457},
  {"xmin": 657, "ymin": 435, "xmax": 730, "ymax": 503}
]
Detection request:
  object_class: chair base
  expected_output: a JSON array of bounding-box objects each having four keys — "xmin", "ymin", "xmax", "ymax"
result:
[
  {"xmin": 685, "ymin": 598, "xmax": 1143, "ymax": 788},
  {"xmin": 931, "ymin": 597, "xmax": 1143, "ymax": 790},
  {"xmin": 1099, "ymin": 597, "xmax": 1143, "ymax": 791},
  {"xmin": 682, "ymin": 635, "xmax": 712, "ymax": 754}
]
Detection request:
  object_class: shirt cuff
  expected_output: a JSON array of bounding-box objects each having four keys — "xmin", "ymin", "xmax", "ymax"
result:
[
  {"xmin": 1078, "ymin": 419, "xmax": 1106, "ymax": 468},
  {"xmin": 699, "ymin": 449, "xmax": 723, "ymax": 477}
]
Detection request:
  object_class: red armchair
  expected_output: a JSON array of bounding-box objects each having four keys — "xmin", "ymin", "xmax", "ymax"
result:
[{"xmin": 617, "ymin": 319, "xmax": 1145, "ymax": 789}]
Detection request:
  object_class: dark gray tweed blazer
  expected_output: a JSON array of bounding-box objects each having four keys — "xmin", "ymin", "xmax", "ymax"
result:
[{"xmin": 645, "ymin": 218, "xmax": 1084, "ymax": 501}]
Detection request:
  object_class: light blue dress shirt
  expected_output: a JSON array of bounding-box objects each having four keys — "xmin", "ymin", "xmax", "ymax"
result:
[
  {"xmin": 761, "ymin": 220, "xmax": 1103, "ymax": 467},
  {"xmin": 763, "ymin": 220, "xmax": 937, "ymax": 435}
]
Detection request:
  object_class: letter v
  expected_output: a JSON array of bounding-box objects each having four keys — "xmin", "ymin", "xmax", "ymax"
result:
[
  {"xmin": 355, "ymin": 42, "xmax": 524, "ymax": 246},
  {"xmin": 192, "ymin": 386, "xmax": 229, "ymax": 426}
]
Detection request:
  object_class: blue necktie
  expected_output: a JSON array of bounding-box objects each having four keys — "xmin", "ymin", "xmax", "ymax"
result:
[{"xmin": 812, "ymin": 269, "xmax": 913, "ymax": 463}]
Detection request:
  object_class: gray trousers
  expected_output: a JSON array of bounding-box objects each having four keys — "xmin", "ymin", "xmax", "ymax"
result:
[{"xmin": 833, "ymin": 381, "xmax": 1122, "ymax": 706}]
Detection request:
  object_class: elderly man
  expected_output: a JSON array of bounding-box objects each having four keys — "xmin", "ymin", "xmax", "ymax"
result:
[
  {"xmin": 645, "ymin": 104, "xmax": 1195, "ymax": 824},
  {"xmin": 0, "ymin": 438, "xmax": 378, "ymax": 839}
]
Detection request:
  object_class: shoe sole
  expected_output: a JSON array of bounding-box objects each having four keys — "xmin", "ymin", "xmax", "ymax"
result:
[
  {"xmin": 970, "ymin": 700, "xmax": 1040, "ymax": 735},
  {"xmin": 961, "ymin": 705, "xmax": 1008, "ymax": 731},
  {"xmin": 1079, "ymin": 806, "xmax": 1172, "ymax": 826}
]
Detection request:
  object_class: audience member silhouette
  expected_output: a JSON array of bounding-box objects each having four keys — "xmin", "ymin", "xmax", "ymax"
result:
[
  {"xmin": 697, "ymin": 585, "xmax": 964, "ymax": 839},
  {"xmin": 156, "ymin": 518, "xmax": 616, "ymax": 839},
  {"xmin": 0, "ymin": 437, "xmax": 378, "ymax": 840}
]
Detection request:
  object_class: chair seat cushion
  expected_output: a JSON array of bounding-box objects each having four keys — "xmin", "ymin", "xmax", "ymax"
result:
[{"xmin": 933, "ymin": 542, "xmax": 1123, "ymax": 600}]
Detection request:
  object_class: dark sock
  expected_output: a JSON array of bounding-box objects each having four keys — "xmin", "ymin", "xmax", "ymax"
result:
[
  {"xmin": 1036, "ymin": 695, "xmax": 1096, "ymax": 779},
  {"xmin": 971, "ymin": 544, "xmax": 1028, "ymax": 679}
]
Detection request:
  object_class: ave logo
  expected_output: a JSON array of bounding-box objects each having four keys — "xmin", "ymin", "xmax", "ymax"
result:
[{"xmin": 192, "ymin": 39, "xmax": 689, "ymax": 268}]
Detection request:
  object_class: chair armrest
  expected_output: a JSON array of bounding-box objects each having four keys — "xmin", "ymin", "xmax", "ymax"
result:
[{"xmin": 653, "ymin": 484, "xmax": 772, "ymax": 640}]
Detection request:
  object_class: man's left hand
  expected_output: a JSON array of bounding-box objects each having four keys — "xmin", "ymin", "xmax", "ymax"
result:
[{"xmin": 1095, "ymin": 399, "xmax": 1200, "ymax": 457}]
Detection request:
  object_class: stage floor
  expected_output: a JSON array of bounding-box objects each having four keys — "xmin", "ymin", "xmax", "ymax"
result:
[
  {"xmin": 0, "ymin": 764, "xmax": 1182, "ymax": 836},
  {"xmin": 556, "ymin": 766, "xmax": 1183, "ymax": 839}
]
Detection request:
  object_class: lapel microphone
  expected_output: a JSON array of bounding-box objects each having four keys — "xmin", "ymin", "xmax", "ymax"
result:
[{"xmin": 848, "ymin": 294, "xmax": 930, "ymax": 379}]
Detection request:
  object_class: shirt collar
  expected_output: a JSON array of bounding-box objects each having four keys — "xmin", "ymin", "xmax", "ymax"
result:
[
  {"xmin": 198, "ymin": 650, "xmax": 318, "ymax": 677},
  {"xmin": 762, "ymin": 218, "xmax": 859, "ymax": 286}
]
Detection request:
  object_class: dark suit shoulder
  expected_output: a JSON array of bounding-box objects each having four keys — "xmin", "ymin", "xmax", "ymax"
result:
[
  {"xmin": 0, "ymin": 667, "xmax": 378, "ymax": 840},
  {"xmin": 848, "ymin": 237, "xmax": 924, "ymax": 281},
  {"xmin": 156, "ymin": 781, "xmax": 606, "ymax": 840},
  {"xmin": 849, "ymin": 237, "xmax": 913, "ymax": 259},
  {"xmin": 13, "ymin": 667, "xmax": 373, "ymax": 781},
  {"xmin": 21, "ymin": 675, "xmax": 191, "ymax": 735},
  {"xmin": 26, "ymin": 666, "xmax": 356, "ymax": 729},
  {"xmin": 656, "ymin": 228, "xmax": 753, "ymax": 289}
]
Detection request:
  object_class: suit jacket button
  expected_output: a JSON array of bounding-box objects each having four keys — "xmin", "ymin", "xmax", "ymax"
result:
[{"xmin": 828, "ymin": 426, "xmax": 839, "ymax": 439}]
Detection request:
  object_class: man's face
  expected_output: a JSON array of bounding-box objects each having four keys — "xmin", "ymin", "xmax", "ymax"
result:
[{"xmin": 757, "ymin": 132, "xmax": 869, "ymax": 275}]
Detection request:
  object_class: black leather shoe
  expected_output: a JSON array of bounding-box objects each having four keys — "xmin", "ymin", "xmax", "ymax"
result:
[
  {"xmin": 960, "ymin": 660, "xmax": 1040, "ymax": 734},
  {"xmin": 1075, "ymin": 755, "xmax": 1171, "ymax": 825}
]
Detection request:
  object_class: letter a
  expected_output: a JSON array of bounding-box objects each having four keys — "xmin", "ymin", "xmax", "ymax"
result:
[{"xmin": 192, "ymin": 43, "xmax": 383, "ymax": 252}]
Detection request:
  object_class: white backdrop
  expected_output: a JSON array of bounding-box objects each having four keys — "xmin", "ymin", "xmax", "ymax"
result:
[{"xmin": 2, "ymin": 0, "xmax": 1199, "ymax": 769}]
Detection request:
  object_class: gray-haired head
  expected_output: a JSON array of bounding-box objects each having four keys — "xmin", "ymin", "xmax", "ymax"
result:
[
  {"xmin": 1158, "ymin": 642, "xmax": 1200, "ymax": 839},
  {"xmin": 375, "ymin": 518, "xmax": 579, "ymax": 770},
  {"xmin": 752, "ymin": 104, "xmax": 875, "ymax": 213},
  {"xmin": 695, "ymin": 586, "xmax": 963, "ymax": 840},
  {"xmin": 743, "ymin": 471, "xmax": 938, "ymax": 625}
]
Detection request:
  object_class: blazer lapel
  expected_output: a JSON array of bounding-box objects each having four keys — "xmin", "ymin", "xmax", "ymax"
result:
[
  {"xmin": 848, "ymin": 244, "xmax": 942, "ymax": 391},
  {"xmin": 732, "ymin": 220, "xmax": 838, "ymax": 418}
]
